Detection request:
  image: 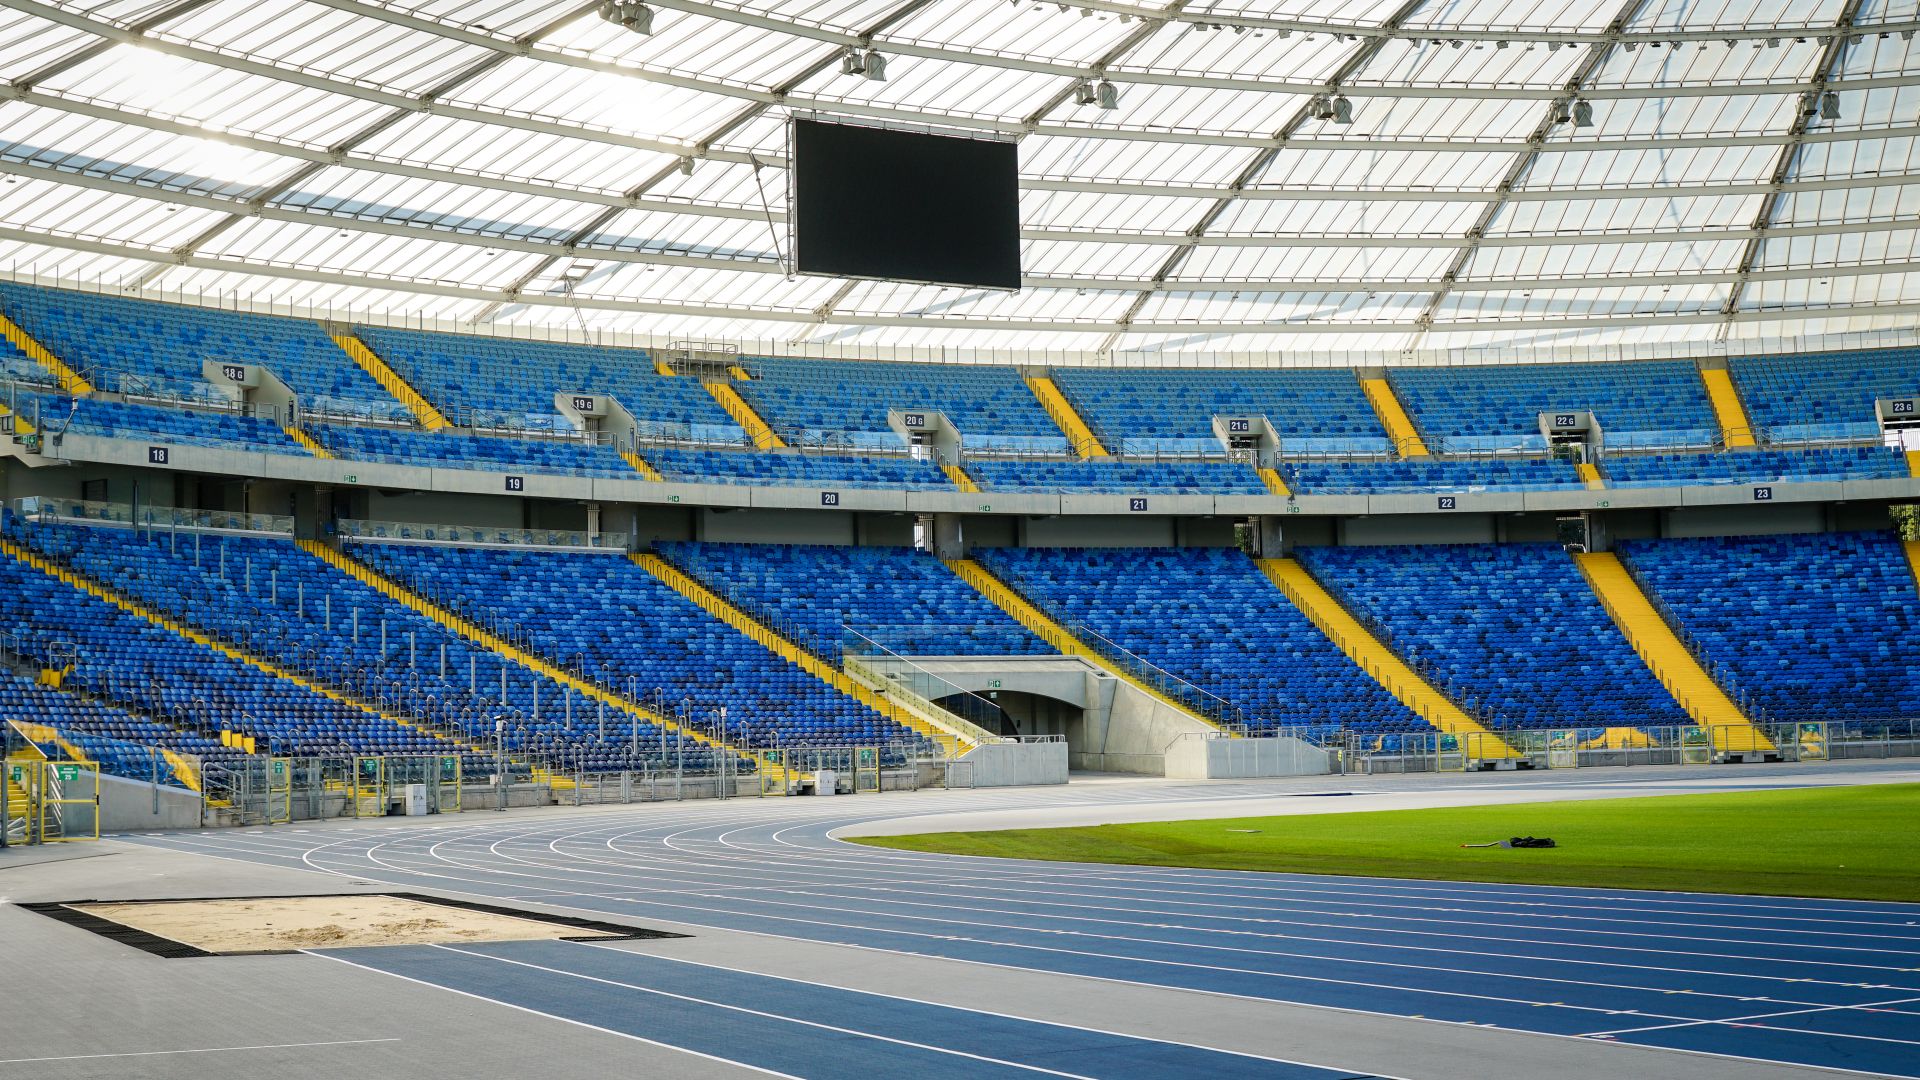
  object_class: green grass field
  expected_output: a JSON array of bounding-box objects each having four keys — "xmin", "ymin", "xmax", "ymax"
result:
[{"xmin": 852, "ymin": 784, "xmax": 1920, "ymax": 901}]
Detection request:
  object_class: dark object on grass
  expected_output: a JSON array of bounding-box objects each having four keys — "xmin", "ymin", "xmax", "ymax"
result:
[{"xmin": 1461, "ymin": 836, "xmax": 1558, "ymax": 849}]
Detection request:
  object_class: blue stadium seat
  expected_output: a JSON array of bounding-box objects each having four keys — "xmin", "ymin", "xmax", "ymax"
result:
[
  {"xmin": 1386, "ymin": 360, "xmax": 1719, "ymax": 452},
  {"xmin": 976, "ymin": 547, "xmax": 1428, "ymax": 741},
  {"xmin": 1296, "ymin": 543, "xmax": 1689, "ymax": 731},
  {"xmin": 1049, "ymin": 369, "xmax": 1389, "ymax": 455},
  {"xmin": 317, "ymin": 424, "xmax": 639, "ymax": 478},
  {"xmin": 1286, "ymin": 457, "xmax": 1578, "ymax": 494},
  {"xmin": 1730, "ymin": 347, "xmax": 1920, "ymax": 442},
  {"xmin": 1602, "ymin": 446, "xmax": 1908, "ymax": 487},
  {"xmin": 1616, "ymin": 530, "xmax": 1920, "ymax": 724},
  {"xmin": 737, "ymin": 357, "xmax": 1066, "ymax": 452},
  {"xmin": 645, "ymin": 446, "xmax": 951, "ymax": 489},
  {"xmin": 969, "ymin": 459, "xmax": 1269, "ymax": 494}
]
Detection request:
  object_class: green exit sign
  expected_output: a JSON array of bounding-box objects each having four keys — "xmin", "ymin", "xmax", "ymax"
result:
[
  {"xmin": 55, "ymin": 764, "xmax": 81, "ymax": 782},
  {"xmin": 343, "ymin": 474, "xmax": 358, "ymax": 483}
]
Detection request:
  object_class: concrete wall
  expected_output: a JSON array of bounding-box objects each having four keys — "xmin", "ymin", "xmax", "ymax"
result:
[
  {"xmin": 1338, "ymin": 513, "xmax": 1498, "ymax": 546},
  {"xmin": 958, "ymin": 740, "xmax": 1069, "ymax": 786},
  {"xmin": 368, "ymin": 489, "xmax": 526, "ymax": 528},
  {"xmin": 1163, "ymin": 734, "xmax": 1331, "ymax": 779},
  {"xmin": 1022, "ymin": 515, "xmax": 1177, "ymax": 548},
  {"xmin": 98, "ymin": 773, "xmax": 203, "ymax": 831},
  {"xmin": 697, "ymin": 508, "xmax": 853, "ymax": 545},
  {"xmin": 1661, "ymin": 503, "xmax": 1827, "ymax": 538}
]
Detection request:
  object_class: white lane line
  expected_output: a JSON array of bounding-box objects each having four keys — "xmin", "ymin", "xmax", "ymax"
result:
[
  {"xmin": 0, "ymin": 1038, "xmax": 401, "ymax": 1064},
  {"xmin": 305, "ymin": 952, "xmax": 803, "ymax": 1079},
  {"xmin": 1581, "ymin": 994, "xmax": 1920, "ymax": 1042},
  {"xmin": 571, "ymin": 940, "xmax": 1415, "ymax": 1079},
  {"xmin": 425, "ymin": 943, "xmax": 1107, "ymax": 1079}
]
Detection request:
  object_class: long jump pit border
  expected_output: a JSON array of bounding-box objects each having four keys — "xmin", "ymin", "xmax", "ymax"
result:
[{"xmin": 20, "ymin": 893, "xmax": 687, "ymax": 958}]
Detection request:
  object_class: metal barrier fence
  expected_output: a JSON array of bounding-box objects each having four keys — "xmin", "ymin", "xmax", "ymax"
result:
[{"xmin": 1342, "ymin": 720, "xmax": 1920, "ymax": 774}]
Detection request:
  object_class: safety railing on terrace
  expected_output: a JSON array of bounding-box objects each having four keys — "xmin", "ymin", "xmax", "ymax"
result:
[
  {"xmin": 14, "ymin": 496, "xmax": 295, "ymax": 536},
  {"xmin": 838, "ymin": 626, "xmax": 1011, "ymax": 747},
  {"xmin": 1342, "ymin": 719, "xmax": 1920, "ymax": 773},
  {"xmin": 1607, "ymin": 549, "xmax": 1781, "ymax": 729},
  {"xmin": 339, "ymin": 518, "xmax": 628, "ymax": 550}
]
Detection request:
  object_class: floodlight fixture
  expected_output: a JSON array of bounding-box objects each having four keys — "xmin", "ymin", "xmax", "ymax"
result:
[
  {"xmin": 1331, "ymin": 93, "xmax": 1353, "ymax": 124},
  {"xmin": 1094, "ymin": 79, "xmax": 1118, "ymax": 109},
  {"xmin": 1572, "ymin": 99, "xmax": 1593, "ymax": 127},
  {"xmin": 1820, "ymin": 91, "xmax": 1840, "ymax": 120}
]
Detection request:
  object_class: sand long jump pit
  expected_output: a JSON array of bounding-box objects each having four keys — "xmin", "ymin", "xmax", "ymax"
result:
[{"xmin": 22, "ymin": 893, "xmax": 684, "ymax": 957}]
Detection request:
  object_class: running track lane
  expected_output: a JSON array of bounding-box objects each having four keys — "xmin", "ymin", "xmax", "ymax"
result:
[
  {"xmin": 124, "ymin": 786, "xmax": 1920, "ymax": 1077},
  {"xmin": 314, "ymin": 939, "xmax": 1383, "ymax": 1080}
]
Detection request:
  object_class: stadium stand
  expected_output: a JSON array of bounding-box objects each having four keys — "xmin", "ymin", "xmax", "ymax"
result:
[
  {"xmin": 1730, "ymin": 347, "xmax": 1920, "ymax": 442},
  {"xmin": 1285, "ymin": 457, "xmax": 1578, "ymax": 494},
  {"xmin": 1614, "ymin": 530, "xmax": 1920, "ymax": 724},
  {"xmin": 0, "ymin": 282, "xmax": 401, "ymax": 417},
  {"xmin": 974, "ymin": 546, "xmax": 1429, "ymax": 739},
  {"xmin": 0, "ymin": 525, "xmax": 463, "ymax": 758},
  {"xmin": 351, "ymin": 326, "xmax": 744, "ymax": 438},
  {"xmin": 968, "ymin": 458, "xmax": 1269, "ymax": 494},
  {"xmin": 0, "ymin": 333, "xmax": 57, "ymax": 389},
  {"xmin": 21, "ymin": 394, "xmax": 306, "ymax": 456},
  {"xmin": 736, "ymin": 356, "xmax": 1065, "ymax": 452},
  {"xmin": 351, "ymin": 544, "xmax": 929, "ymax": 750},
  {"xmin": 14, "ymin": 522, "xmax": 715, "ymax": 773},
  {"xmin": 643, "ymin": 446, "xmax": 952, "ymax": 489},
  {"xmin": 1294, "ymin": 543, "xmax": 1692, "ymax": 730},
  {"xmin": 1048, "ymin": 368, "xmax": 1389, "ymax": 455},
  {"xmin": 1385, "ymin": 360, "xmax": 1720, "ymax": 452},
  {"xmin": 1602, "ymin": 446, "xmax": 1908, "ymax": 488},
  {"xmin": 317, "ymin": 424, "xmax": 640, "ymax": 478},
  {"xmin": 656, "ymin": 542, "xmax": 1049, "ymax": 657}
]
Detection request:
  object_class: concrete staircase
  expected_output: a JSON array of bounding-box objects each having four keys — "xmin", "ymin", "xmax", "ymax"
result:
[
  {"xmin": 0, "ymin": 536, "xmax": 480, "ymax": 757},
  {"xmin": 1699, "ymin": 367, "xmax": 1757, "ymax": 449},
  {"xmin": 1257, "ymin": 466, "xmax": 1291, "ymax": 496},
  {"xmin": 1573, "ymin": 552, "xmax": 1773, "ymax": 755},
  {"xmin": 1024, "ymin": 374, "xmax": 1109, "ymax": 459},
  {"xmin": 632, "ymin": 552, "xmax": 975, "ymax": 757},
  {"xmin": 0, "ymin": 312, "xmax": 92, "ymax": 393},
  {"xmin": 942, "ymin": 462, "xmax": 980, "ymax": 493},
  {"xmin": 943, "ymin": 557, "xmax": 1235, "ymax": 736},
  {"xmin": 282, "ymin": 425, "xmax": 333, "ymax": 458},
  {"xmin": 1359, "ymin": 377, "xmax": 1430, "ymax": 458},
  {"xmin": 621, "ymin": 448, "xmax": 664, "ymax": 480},
  {"xmin": 704, "ymin": 379, "xmax": 786, "ymax": 450},
  {"xmin": 1256, "ymin": 558, "xmax": 1518, "ymax": 758},
  {"xmin": 1576, "ymin": 462, "xmax": 1606, "ymax": 490},
  {"xmin": 331, "ymin": 331, "xmax": 450, "ymax": 431},
  {"xmin": 297, "ymin": 541, "xmax": 758, "ymax": 772}
]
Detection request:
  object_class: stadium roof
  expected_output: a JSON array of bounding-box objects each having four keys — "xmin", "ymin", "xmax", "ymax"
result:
[{"xmin": 1, "ymin": 0, "xmax": 1918, "ymax": 364}]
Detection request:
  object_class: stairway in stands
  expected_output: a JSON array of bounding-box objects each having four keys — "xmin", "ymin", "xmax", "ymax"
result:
[
  {"xmin": 943, "ymin": 556, "xmax": 1237, "ymax": 735},
  {"xmin": 1024, "ymin": 373, "xmax": 1109, "ymax": 459},
  {"xmin": 633, "ymin": 552, "xmax": 974, "ymax": 757},
  {"xmin": 1572, "ymin": 552, "xmax": 1772, "ymax": 754},
  {"xmin": 1698, "ymin": 366, "xmax": 1757, "ymax": 449},
  {"xmin": 1255, "ymin": 558, "xmax": 1518, "ymax": 757},
  {"xmin": 701, "ymin": 368, "xmax": 786, "ymax": 450},
  {"xmin": 330, "ymin": 330, "xmax": 451, "ymax": 431},
  {"xmin": 1359, "ymin": 377, "xmax": 1430, "ymax": 458}
]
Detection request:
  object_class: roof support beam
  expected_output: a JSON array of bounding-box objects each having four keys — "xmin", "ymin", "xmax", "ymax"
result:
[
  {"xmin": 14, "ymin": 228, "xmax": 1920, "ymax": 334},
  {"xmin": 10, "ymin": 0, "xmax": 216, "ymax": 88},
  {"xmin": 1718, "ymin": 0, "xmax": 1868, "ymax": 331},
  {"xmin": 1099, "ymin": 0, "xmax": 1428, "ymax": 356},
  {"xmin": 1410, "ymin": 0, "xmax": 1651, "ymax": 345}
]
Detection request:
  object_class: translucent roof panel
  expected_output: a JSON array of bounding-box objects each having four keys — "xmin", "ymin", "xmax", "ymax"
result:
[{"xmin": 0, "ymin": 0, "xmax": 1911, "ymax": 364}]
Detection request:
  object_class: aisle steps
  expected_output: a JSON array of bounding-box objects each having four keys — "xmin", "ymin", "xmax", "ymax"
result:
[
  {"xmin": 1256, "ymin": 558, "xmax": 1518, "ymax": 758},
  {"xmin": 297, "ymin": 541, "xmax": 753, "ymax": 769},
  {"xmin": 943, "ymin": 557, "xmax": 1232, "ymax": 735},
  {"xmin": 1024, "ymin": 375, "xmax": 1109, "ymax": 459},
  {"xmin": 1573, "ymin": 552, "xmax": 1772, "ymax": 755},
  {"xmin": 1699, "ymin": 368, "xmax": 1757, "ymax": 449},
  {"xmin": 1360, "ymin": 378, "xmax": 1430, "ymax": 458},
  {"xmin": 331, "ymin": 331, "xmax": 450, "ymax": 431},
  {"xmin": 632, "ymin": 552, "xmax": 974, "ymax": 757}
]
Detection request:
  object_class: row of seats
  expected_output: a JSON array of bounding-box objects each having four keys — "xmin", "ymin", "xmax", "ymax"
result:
[
  {"xmin": 22, "ymin": 386, "xmax": 1907, "ymax": 493},
  {"xmin": 317, "ymin": 425, "xmax": 640, "ymax": 478},
  {"xmin": 0, "ymin": 522, "xmax": 454, "ymax": 758},
  {"xmin": 4, "ymin": 281, "xmax": 1911, "ymax": 453},
  {"xmin": 1295, "ymin": 543, "xmax": 1691, "ymax": 730},
  {"xmin": 1617, "ymin": 530, "xmax": 1920, "ymax": 723},
  {"xmin": 1050, "ymin": 368, "xmax": 1390, "ymax": 455},
  {"xmin": 1387, "ymin": 361, "xmax": 1721, "ymax": 452},
  {"xmin": 1731, "ymin": 348, "xmax": 1919, "ymax": 442},
  {"xmin": 968, "ymin": 459, "xmax": 1272, "ymax": 495},
  {"xmin": 1601, "ymin": 446, "xmax": 1909, "ymax": 487},
  {"xmin": 656, "ymin": 542, "xmax": 1049, "ymax": 657},
  {"xmin": 738, "ymin": 356, "xmax": 1064, "ymax": 452},
  {"xmin": 976, "ymin": 546, "xmax": 1428, "ymax": 740},
  {"xmin": 0, "ymin": 282, "xmax": 401, "ymax": 417},
  {"xmin": 22, "ymin": 523, "xmax": 714, "ymax": 773},
  {"xmin": 352, "ymin": 544, "xmax": 929, "ymax": 750},
  {"xmin": 0, "ymin": 672, "xmax": 246, "ymax": 787},
  {"xmin": 353, "ymin": 325, "xmax": 743, "ymax": 438}
]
